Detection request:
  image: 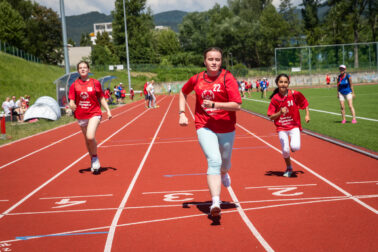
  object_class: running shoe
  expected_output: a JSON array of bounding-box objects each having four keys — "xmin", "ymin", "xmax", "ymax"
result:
[
  {"xmin": 91, "ymin": 157, "xmax": 101, "ymax": 173},
  {"xmin": 210, "ymin": 203, "xmax": 221, "ymax": 217},
  {"xmin": 341, "ymin": 119, "xmax": 346, "ymax": 124},
  {"xmin": 351, "ymin": 119, "xmax": 357, "ymax": 124},
  {"xmin": 221, "ymin": 173, "xmax": 231, "ymax": 187},
  {"xmin": 283, "ymin": 169, "xmax": 293, "ymax": 177}
]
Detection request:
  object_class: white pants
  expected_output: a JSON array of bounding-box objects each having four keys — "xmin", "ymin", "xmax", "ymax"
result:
[{"xmin": 278, "ymin": 128, "xmax": 301, "ymax": 158}]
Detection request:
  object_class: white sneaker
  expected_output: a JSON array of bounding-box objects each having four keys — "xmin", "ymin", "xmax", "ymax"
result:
[
  {"xmin": 210, "ymin": 203, "xmax": 221, "ymax": 217},
  {"xmin": 91, "ymin": 157, "xmax": 101, "ymax": 173},
  {"xmin": 283, "ymin": 169, "xmax": 292, "ymax": 177},
  {"xmin": 221, "ymin": 173, "xmax": 231, "ymax": 187}
]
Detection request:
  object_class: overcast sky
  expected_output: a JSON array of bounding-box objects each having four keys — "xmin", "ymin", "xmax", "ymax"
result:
[{"xmin": 32, "ymin": 0, "xmax": 301, "ymax": 16}]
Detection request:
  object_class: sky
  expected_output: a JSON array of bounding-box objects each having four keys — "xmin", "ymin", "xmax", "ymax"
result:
[{"xmin": 32, "ymin": 0, "xmax": 301, "ymax": 16}]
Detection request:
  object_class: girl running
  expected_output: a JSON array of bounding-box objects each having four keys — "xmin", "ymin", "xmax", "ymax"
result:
[
  {"xmin": 337, "ymin": 65, "xmax": 357, "ymax": 124},
  {"xmin": 69, "ymin": 61, "xmax": 112, "ymax": 174},
  {"xmin": 267, "ymin": 73, "xmax": 310, "ymax": 177},
  {"xmin": 179, "ymin": 47, "xmax": 242, "ymax": 217}
]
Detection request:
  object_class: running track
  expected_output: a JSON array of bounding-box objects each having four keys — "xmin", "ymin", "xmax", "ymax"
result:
[{"xmin": 0, "ymin": 95, "xmax": 377, "ymax": 251}]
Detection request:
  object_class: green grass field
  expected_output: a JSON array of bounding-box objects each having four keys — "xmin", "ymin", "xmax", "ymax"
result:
[{"xmin": 241, "ymin": 84, "xmax": 378, "ymax": 152}]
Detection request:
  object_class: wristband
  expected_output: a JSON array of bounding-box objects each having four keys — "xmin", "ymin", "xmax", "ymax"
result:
[
  {"xmin": 179, "ymin": 111, "xmax": 185, "ymax": 114},
  {"xmin": 212, "ymin": 102, "xmax": 215, "ymax": 108}
]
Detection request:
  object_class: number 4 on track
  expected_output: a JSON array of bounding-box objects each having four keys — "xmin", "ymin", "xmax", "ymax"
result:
[{"xmin": 52, "ymin": 198, "xmax": 86, "ymax": 208}]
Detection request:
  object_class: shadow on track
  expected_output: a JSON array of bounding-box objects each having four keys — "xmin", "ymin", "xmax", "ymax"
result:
[
  {"xmin": 182, "ymin": 201, "xmax": 237, "ymax": 226},
  {"xmin": 78, "ymin": 166, "xmax": 117, "ymax": 175},
  {"xmin": 265, "ymin": 170, "xmax": 304, "ymax": 178}
]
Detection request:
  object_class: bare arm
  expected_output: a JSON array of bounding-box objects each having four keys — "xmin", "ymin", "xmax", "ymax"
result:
[
  {"xmin": 202, "ymin": 100, "xmax": 241, "ymax": 111},
  {"xmin": 305, "ymin": 106, "xmax": 310, "ymax": 123},
  {"xmin": 349, "ymin": 76, "xmax": 355, "ymax": 98},
  {"xmin": 269, "ymin": 107, "xmax": 287, "ymax": 121},
  {"xmin": 100, "ymin": 97, "xmax": 112, "ymax": 119},
  {"xmin": 179, "ymin": 90, "xmax": 188, "ymax": 126}
]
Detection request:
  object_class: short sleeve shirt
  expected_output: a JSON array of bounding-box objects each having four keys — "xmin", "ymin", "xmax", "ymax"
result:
[
  {"xmin": 267, "ymin": 90, "xmax": 309, "ymax": 132},
  {"xmin": 68, "ymin": 78, "xmax": 104, "ymax": 120},
  {"xmin": 181, "ymin": 69, "xmax": 242, "ymax": 133}
]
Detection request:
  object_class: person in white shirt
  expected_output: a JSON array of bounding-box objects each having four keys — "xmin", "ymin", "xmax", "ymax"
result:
[
  {"xmin": 2, "ymin": 97, "xmax": 11, "ymax": 115},
  {"xmin": 147, "ymin": 80, "xmax": 156, "ymax": 108}
]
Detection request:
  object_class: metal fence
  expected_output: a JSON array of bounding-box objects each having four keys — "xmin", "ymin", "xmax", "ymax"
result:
[
  {"xmin": 275, "ymin": 42, "xmax": 378, "ymax": 75},
  {"xmin": 0, "ymin": 40, "xmax": 41, "ymax": 63}
]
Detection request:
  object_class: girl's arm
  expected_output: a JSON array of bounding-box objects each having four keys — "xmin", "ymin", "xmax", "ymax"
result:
[
  {"xmin": 100, "ymin": 97, "xmax": 112, "ymax": 119},
  {"xmin": 179, "ymin": 90, "xmax": 188, "ymax": 126},
  {"xmin": 202, "ymin": 100, "xmax": 241, "ymax": 111},
  {"xmin": 349, "ymin": 76, "xmax": 355, "ymax": 98},
  {"xmin": 305, "ymin": 106, "xmax": 310, "ymax": 123},
  {"xmin": 69, "ymin": 99, "xmax": 76, "ymax": 111},
  {"xmin": 269, "ymin": 107, "xmax": 287, "ymax": 121}
]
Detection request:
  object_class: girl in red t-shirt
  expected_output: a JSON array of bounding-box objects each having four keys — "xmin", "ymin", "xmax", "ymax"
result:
[
  {"xmin": 69, "ymin": 61, "xmax": 112, "ymax": 174},
  {"xmin": 267, "ymin": 73, "xmax": 310, "ymax": 177},
  {"xmin": 179, "ymin": 47, "xmax": 242, "ymax": 217}
]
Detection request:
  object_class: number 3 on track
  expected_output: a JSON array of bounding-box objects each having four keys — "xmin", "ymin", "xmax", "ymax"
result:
[{"xmin": 163, "ymin": 193, "xmax": 194, "ymax": 202}]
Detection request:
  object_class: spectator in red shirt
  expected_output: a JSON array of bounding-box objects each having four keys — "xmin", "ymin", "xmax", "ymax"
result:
[
  {"xmin": 179, "ymin": 47, "xmax": 242, "ymax": 217},
  {"xmin": 267, "ymin": 73, "xmax": 310, "ymax": 177},
  {"xmin": 130, "ymin": 88, "xmax": 134, "ymax": 100},
  {"xmin": 69, "ymin": 61, "xmax": 112, "ymax": 174}
]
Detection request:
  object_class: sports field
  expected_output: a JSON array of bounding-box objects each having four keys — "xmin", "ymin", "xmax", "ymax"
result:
[{"xmin": 242, "ymin": 84, "xmax": 378, "ymax": 152}]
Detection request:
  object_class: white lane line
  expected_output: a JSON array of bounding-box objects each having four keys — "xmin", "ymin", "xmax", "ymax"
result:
[
  {"xmin": 0, "ymin": 101, "xmax": 143, "ymax": 149},
  {"xmin": 237, "ymin": 123, "xmax": 378, "ymax": 215},
  {"xmin": 0, "ymin": 200, "xmax": 9, "ymax": 202},
  {"xmin": 245, "ymin": 184, "xmax": 317, "ymax": 189},
  {"xmin": 0, "ymin": 98, "xmax": 163, "ymax": 221},
  {"xmin": 142, "ymin": 189, "xmax": 209, "ymax": 194},
  {"xmin": 39, "ymin": 194, "xmax": 113, "ymax": 200},
  {"xmin": 0, "ymin": 101, "xmax": 146, "ymax": 170},
  {"xmin": 8, "ymin": 194, "xmax": 378, "ymax": 216},
  {"xmin": 104, "ymin": 96, "xmax": 175, "ymax": 252},
  {"xmin": 185, "ymin": 96, "xmax": 274, "ymax": 251},
  {"xmin": 3, "ymin": 194, "xmax": 378, "ymax": 244},
  {"xmin": 346, "ymin": 181, "xmax": 378, "ymax": 185},
  {"xmin": 243, "ymin": 97, "xmax": 378, "ymax": 122},
  {"xmin": 227, "ymin": 187, "xmax": 274, "ymax": 252}
]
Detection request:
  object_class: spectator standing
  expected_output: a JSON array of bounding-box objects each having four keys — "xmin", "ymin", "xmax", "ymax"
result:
[{"xmin": 337, "ymin": 65, "xmax": 357, "ymax": 124}]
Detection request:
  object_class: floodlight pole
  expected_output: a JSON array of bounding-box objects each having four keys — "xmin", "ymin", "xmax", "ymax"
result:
[
  {"xmin": 60, "ymin": 0, "xmax": 70, "ymax": 74},
  {"xmin": 123, "ymin": 0, "xmax": 132, "ymax": 91}
]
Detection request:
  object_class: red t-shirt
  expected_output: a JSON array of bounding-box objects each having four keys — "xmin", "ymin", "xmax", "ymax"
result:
[
  {"xmin": 68, "ymin": 78, "xmax": 104, "ymax": 120},
  {"xmin": 143, "ymin": 83, "xmax": 148, "ymax": 95},
  {"xmin": 267, "ymin": 90, "xmax": 308, "ymax": 132},
  {"xmin": 104, "ymin": 89, "xmax": 110, "ymax": 99},
  {"xmin": 326, "ymin": 76, "xmax": 330, "ymax": 83},
  {"xmin": 181, "ymin": 69, "xmax": 242, "ymax": 133}
]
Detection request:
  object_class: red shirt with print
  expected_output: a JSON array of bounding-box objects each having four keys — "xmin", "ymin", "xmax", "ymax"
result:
[
  {"xmin": 68, "ymin": 78, "xmax": 104, "ymax": 120},
  {"xmin": 181, "ymin": 69, "xmax": 242, "ymax": 133},
  {"xmin": 267, "ymin": 90, "xmax": 308, "ymax": 132}
]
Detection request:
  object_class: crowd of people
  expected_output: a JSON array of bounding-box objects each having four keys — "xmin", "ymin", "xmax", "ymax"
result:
[
  {"xmin": 237, "ymin": 78, "xmax": 270, "ymax": 98},
  {"xmin": 1, "ymin": 95, "xmax": 30, "ymax": 122},
  {"xmin": 104, "ymin": 83, "xmax": 135, "ymax": 105}
]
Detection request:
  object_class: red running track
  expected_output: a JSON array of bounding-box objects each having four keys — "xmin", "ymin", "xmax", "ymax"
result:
[{"xmin": 0, "ymin": 94, "xmax": 377, "ymax": 252}]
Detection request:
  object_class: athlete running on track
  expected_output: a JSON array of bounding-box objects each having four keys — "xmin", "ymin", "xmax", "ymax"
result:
[
  {"xmin": 69, "ymin": 61, "xmax": 112, "ymax": 174},
  {"xmin": 179, "ymin": 47, "xmax": 242, "ymax": 217},
  {"xmin": 267, "ymin": 73, "xmax": 310, "ymax": 177}
]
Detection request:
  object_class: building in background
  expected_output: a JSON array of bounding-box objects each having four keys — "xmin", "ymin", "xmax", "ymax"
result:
[{"xmin": 91, "ymin": 22, "xmax": 113, "ymax": 45}]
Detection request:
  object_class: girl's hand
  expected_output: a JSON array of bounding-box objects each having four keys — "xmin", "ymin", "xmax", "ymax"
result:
[
  {"xmin": 179, "ymin": 113, "xmax": 188, "ymax": 126},
  {"xmin": 352, "ymin": 93, "xmax": 355, "ymax": 98},
  {"xmin": 281, "ymin": 107, "xmax": 288, "ymax": 115},
  {"xmin": 69, "ymin": 102, "xmax": 76, "ymax": 112},
  {"xmin": 305, "ymin": 115, "xmax": 310, "ymax": 123},
  {"xmin": 107, "ymin": 111, "xmax": 112, "ymax": 120},
  {"xmin": 202, "ymin": 99, "xmax": 213, "ymax": 108}
]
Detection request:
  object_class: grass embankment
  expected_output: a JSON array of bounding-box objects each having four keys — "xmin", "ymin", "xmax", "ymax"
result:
[{"xmin": 242, "ymin": 85, "xmax": 378, "ymax": 152}]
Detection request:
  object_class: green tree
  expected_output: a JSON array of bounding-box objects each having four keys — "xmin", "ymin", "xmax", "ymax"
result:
[
  {"xmin": 68, "ymin": 38, "xmax": 76, "ymax": 46},
  {"xmin": 301, "ymin": 0, "xmax": 322, "ymax": 45},
  {"xmin": 153, "ymin": 29, "xmax": 180, "ymax": 57},
  {"xmin": 0, "ymin": 1, "xmax": 26, "ymax": 48},
  {"xmin": 112, "ymin": 0, "xmax": 155, "ymax": 63},
  {"xmin": 80, "ymin": 33, "xmax": 92, "ymax": 46},
  {"xmin": 24, "ymin": 3, "xmax": 63, "ymax": 64},
  {"xmin": 279, "ymin": 0, "xmax": 304, "ymax": 46}
]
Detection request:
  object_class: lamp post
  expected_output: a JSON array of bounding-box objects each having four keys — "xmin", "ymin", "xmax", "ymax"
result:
[
  {"xmin": 123, "ymin": 0, "xmax": 132, "ymax": 91},
  {"xmin": 59, "ymin": 0, "xmax": 70, "ymax": 74}
]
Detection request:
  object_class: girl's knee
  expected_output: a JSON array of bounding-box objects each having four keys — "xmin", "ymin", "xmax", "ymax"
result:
[
  {"xmin": 291, "ymin": 143, "xmax": 300, "ymax": 152},
  {"xmin": 207, "ymin": 157, "xmax": 222, "ymax": 175},
  {"xmin": 282, "ymin": 147, "xmax": 290, "ymax": 158}
]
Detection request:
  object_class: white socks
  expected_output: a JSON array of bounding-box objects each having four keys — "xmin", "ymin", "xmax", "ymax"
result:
[{"xmin": 212, "ymin": 196, "xmax": 220, "ymax": 206}]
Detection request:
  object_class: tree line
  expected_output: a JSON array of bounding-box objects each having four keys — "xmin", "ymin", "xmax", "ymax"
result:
[{"xmin": 1, "ymin": 0, "xmax": 376, "ymax": 68}]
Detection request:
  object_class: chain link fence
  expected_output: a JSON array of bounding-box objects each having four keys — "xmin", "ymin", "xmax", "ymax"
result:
[{"xmin": 0, "ymin": 40, "xmax": 41, "ymax": 63}]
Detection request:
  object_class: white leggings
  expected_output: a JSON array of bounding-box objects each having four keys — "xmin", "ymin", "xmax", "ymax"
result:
[{"xmin": 278, "ymin": 128, "xmax": 301, "ymax": 158}]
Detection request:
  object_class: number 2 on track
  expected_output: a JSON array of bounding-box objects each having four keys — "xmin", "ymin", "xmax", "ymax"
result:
[{"xmin": 268, "ymin": 187, "xmax": 303, "ymax": 196}]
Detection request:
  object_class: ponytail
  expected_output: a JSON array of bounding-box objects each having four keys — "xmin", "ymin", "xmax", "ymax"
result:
[{"xmin": 269, "ymin": 88, "xmax": 279, "ymax": 99}]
